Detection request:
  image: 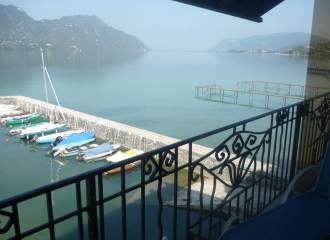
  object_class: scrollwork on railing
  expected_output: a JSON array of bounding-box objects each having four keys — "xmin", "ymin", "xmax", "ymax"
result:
[
  {"xmin": 0, "ymin": 210, "xmax": 13, "ymax": 234},
  {"xmin": 190, "ymin": 130, "xmax": 270, "ymax": 193},
  {"xmin": 276, "ymin": 109, "xmax": 289, "ymax": 126},
  {"xmin": 143, "ymin": 149, "xmax": 177, "ymax": 181}
]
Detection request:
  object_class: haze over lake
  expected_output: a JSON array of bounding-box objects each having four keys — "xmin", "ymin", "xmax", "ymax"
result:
[{"xmin": 0, "ymin": 50, "xmax": 309, "ymax": 143}]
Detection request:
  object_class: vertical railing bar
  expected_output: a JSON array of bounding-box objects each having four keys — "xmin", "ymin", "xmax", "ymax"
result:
[
  {"xmin": 208, "ymin": 177, "xmax": 216, "ymax": 240},
  {"xmin": 279, "ymin": 114, "xmax": 290, "ymax": 193},
  {"xmin": 249, "ymin": 147, "xmax": 258, "ymax": 217},
  {"xmin": 218, "ymin": 207, "xmax": 223, "ymax": 238},
  {"xmin": 157, "ymin": 152, "xmax": 164, "ymax": 240},
  {"xmin": 316, "ymin": 135, "xmax": 322, "ymax": 165},
  {"xmin": 228, "ymin": 201, "xmax": 232, "ymax": 216},
  {"xmin": 285, "ymin": 107, "xmax": 295, "ymax": 188},
  {"xmin": 263, "ymin": 114, "xmax": 273, "ymax": 206},
  {"xmin": 290, "ymin": 104, "xmax": 302, "ymax": 181},
  {"xmin": 269, "ymin": 113, "xmax": 278, "ymax": 202},
  {"xmin": 186, "ymin": 142, "xmax": 192, "ymax": 239},
  {"xmin": 296, "ymin": 107, "xmax": 306, "ymax": 172},
  {"xmin": 12, "ymin": 203, "xmax": 21, "ymax": 239},
  {"xmin": 256, "ymin": 141, "xmax": 266, "ymax": 214},
  {"xmin": 198, "ymin": 168, "xmax": 204, "ymax": 240},
  {"xmin": 274, "ymin": 118, "xmax": 284, "ymax": 197},
  {"xmin": 300, "ymin": 114, "xmax": 310, "ymax": 170},
  {"xmin": 235, "ymin": 196, "xmax": 240, "ymax": 218},
  {"xmin": 173, "ymin": 147, "xmax": 178, "ymax": 240},
  {"xmin": 304, "ymin": 101, "xmax": 314, "ymax": 168},
  {"xmin": 46, "ymin": 192, "xmax": 56, "ymax": 240},
  {"xmin": 243, "ymin": 190, "xmax": 248, "ymax": 221},
  {"xmin": 86, "ymin": 177, "xmax": 99, "ymax": 240},
  {"xmin": 120, "ymin": 166, "xmax": 127, "ymax": 240},
  {"xmin": 75, "ymin": 182, "xmax": 84, "ymax": 240},
  {"xmin": 98, "ymin": 174, "xmax": 105, "ymax": 240},
  {"xmin": 308, "ymin": 111, "xmax": 317, "ymax": 166},
  {"xmin": 212, "ymin": 226, "xmax": 217, "ymax": 240},
  {"xmin": 141, "ymin": 157, "xmax": 146, "ymax": 240}
]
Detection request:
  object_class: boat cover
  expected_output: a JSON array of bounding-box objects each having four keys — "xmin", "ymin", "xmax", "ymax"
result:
[
  {"xmin": 81, "ymin": 143, "xmax": 119, "ymax": 157},
  {"xmin": 54, "ymin": 132, "xmax": 95, "ymax": 148},
  {"xmin": 52, "ymin": 138, "xmax": 96, "ymax": 151}
]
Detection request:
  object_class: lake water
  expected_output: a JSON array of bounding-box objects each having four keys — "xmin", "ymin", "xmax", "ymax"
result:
[{"xmin": 0, "ymin": 50, "xmax": 311, "ymax": 239}]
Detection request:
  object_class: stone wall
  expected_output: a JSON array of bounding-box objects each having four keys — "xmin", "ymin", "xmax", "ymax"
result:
[
  {"xmin": 0, "ymin": 95, "xmax": 277, "ymax": 182},
  {"xmin": 0, "ymin": 96, "xmax": 229, "ymax": 176}
]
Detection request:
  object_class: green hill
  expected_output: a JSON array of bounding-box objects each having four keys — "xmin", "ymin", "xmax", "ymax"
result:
[{"xmin": 0, "ymin": 4, "xmax": 148, "ymax": 51}]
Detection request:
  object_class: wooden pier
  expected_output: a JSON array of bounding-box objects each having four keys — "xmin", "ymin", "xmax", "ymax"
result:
[
  {"xmin": 308, "ymin": 68, "xmax": 330, "ymax": 75},
  {"xmin": 195, "ymin": 85, "xmax": 306, "ymax": 108},
  {"xmin": 236, "ymin": 81, "xmax": 330, "ymax": 97}
]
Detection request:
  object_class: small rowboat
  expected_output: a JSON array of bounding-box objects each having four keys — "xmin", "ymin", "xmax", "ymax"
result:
[
  {"xmin": 1, "ymin": 114, "xmax": 33, "ymax": 123},
  {"xmin": 6, "ymin": 114, "xmax": 42, "ymax": 125},
  {"xmin": 55, "ymin": 140, "xmax": 109, "ymax": 157},
  {"xmin": 104, "ymin": 149, "xmax": 144, "ymax": 175},
  {"xmin": 0, "ymin": 112, "xmax": 28, "ymax": 118},
  {"xmin": 78, "ymin": 143, "xmax": 120, "ymax": 162},
  {"xmin": 0, "ymin": 110, "xmax": 23, "ymax": 117}
]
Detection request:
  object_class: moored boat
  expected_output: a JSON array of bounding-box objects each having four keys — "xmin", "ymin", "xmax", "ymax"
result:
[
  {"xmin": 78, "ymin": 143, "xmax": 120, "ymax": 162},
  {"xmin": 10, "ymin": 122, "xmax": 49, "ymax": 135},
  {"xmin": 35, "ymin": 129, "xmax": 85, "ymax": 144},
  {"xmin": 19, "ymin": 123, "xmax": 68, "ymax": 139},
  {"xmin": 52, "ymin": 138, "xmax": 96, "ymax": 151},
  {"xmin": 1, "ymin": 114, "xmax": 33, "ymax": 123},
  {"xmin": 0, "ymin": 112, "xmax": 28, "ymax": 118},
  {"xmin": 6, "ymin": 114, "xmax": 42, "ymax": 125},
  {"xmin": 55, "ymin": 140, "xmax": 109, "ymax": 157},
  {"xmin": 104, "ymin": 149, "xmax": 144, "ymax": 175}
]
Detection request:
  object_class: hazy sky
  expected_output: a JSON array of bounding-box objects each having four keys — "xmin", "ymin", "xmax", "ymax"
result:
[{"xmin": 0, "ymin": 0, "xmax": 315, "ymax": 50}]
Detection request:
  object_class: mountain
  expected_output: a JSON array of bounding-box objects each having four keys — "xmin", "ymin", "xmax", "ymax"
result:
[
  {"xmin": 0, "ymin": 4, "xmax": 148, "ymax": 51},
  {"xmin": 212, "ymin": 32, "xmax": 330, "ymax": 52},
  {"xmin": 289, "ymin": 41, "xmax": 330, "ymax": 57}
]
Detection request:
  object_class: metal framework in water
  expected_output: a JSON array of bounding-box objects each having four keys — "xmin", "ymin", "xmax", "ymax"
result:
[{"xmin": 1, "ymin": 92, "xmax": 330, "ymax": 240}]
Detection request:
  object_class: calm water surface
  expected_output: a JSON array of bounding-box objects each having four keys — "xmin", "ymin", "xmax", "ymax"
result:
[{"xmin": 0, "ymin": 51, "xmax": 310, "ymax": 239}]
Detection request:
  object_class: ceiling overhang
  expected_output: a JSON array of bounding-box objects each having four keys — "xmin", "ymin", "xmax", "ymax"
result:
[{"xmin": 173, "ymin": 0, "xmax": 285, "ymax": 23}]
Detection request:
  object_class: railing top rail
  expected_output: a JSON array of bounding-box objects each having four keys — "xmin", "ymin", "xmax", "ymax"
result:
[{"xmin": 0, "ymin": 91, "xmax": 329, "ymax": 209}]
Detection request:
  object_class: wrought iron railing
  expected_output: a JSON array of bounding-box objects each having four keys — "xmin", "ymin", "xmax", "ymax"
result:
[{"xmin": 1, "ymin": 92, "xmax": 330, "ymax": 240}]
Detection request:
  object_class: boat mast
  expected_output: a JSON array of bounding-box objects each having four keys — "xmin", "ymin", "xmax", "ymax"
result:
[
  {"xmin": 41, "ymin": 51, "xmax": 49, "ymax": 116},
  {"xmin": 44, "ymin": 67, "xmax": 67, "ymax": 122}
]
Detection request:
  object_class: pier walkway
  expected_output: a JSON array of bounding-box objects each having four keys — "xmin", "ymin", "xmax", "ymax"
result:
[
  {"xmin": 236, "ymin": 81, "xmax": 330, "ymax": 97},
  {"xmin": 195, "ymin": 85, "xmax": 305, "ymax": 108}
]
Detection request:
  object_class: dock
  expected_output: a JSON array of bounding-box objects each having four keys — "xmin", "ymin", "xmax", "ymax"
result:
[
  {"xmin": 195, "ymin": 85, "xmax": 306, "ymax": 108},
  {"xmin": 307, "ymin": 67, "xmax": 330, "ymax": 75},
  {"xmin": 236, "ymin": 81, "xmax": 330, "ymax": 97}
]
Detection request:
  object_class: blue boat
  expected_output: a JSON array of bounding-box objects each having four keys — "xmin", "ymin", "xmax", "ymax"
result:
[
  {"xmin": 52, "ymin": 138, "xmax": 96, "ymax": 151},
  {"xmin": 78, "ymin": 143, "xmax": 120, "ymax": 161},
  {"xmin": 51, "ymin": 131, "xmax": 95, "ymax": 149}
]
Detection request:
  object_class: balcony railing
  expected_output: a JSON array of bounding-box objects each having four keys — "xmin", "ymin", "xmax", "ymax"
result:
[{"xmin": 1, "ymin": 93, "xmax": 330, "ymax": 240}]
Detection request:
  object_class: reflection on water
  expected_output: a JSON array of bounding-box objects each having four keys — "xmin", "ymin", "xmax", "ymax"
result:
[{"xmin": 0, "ymin": 50, "xmax": 147, "ymax": 70}]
